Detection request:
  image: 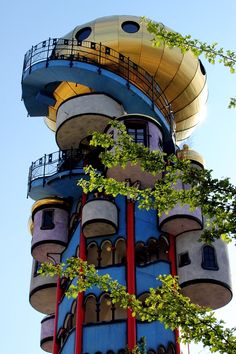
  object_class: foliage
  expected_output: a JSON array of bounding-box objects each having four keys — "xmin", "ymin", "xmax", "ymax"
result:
[
  {"xmin": 39, "ymin": 258, "xmax": 236, "ymax": 354},
  {"xmin": 78, "ymin": 120, "xmax": 236, "ymax": 243},
  {"xmin": 142, "ymin": 17, "xmax": 236, "ymax": 108}
]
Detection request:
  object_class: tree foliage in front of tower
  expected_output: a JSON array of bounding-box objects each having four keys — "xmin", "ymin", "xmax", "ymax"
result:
[
  {"xmin": 39, "ymin": 258, "xmax": 236, "ymax": 354},
  {"xmin": 142, "ymin": 17, "xmax": 236, "ymax": 108},
  {"xmin": 78, "ymin": 120, "xmax": 236, "ymax": 243}
]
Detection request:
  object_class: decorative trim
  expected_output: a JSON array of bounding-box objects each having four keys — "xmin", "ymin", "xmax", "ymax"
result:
[
  {"xmin": 56, "ymin": 92, "xmax": 123, "ymax": 113},
  {"xmin": 31, "ymin": 239, "xmax": 67, "ymax": 255},
  {"xmin": 30, "ymin": 283, "xmax": 57, "ymax": 298},
  {"xmin": 180, "ymin": 278, "xmax": 233, "ymax": 296},
  {"xmin": 82, "ymin": 218, "xmax": 118, "ymax": 237},
  {"xmin": 41, "ymin": 314, "xmax": 55, "ymax": 324},
  {"xmin": 40, "ymin": 336, "xmax": 53, "ymax": 346},
  {"xmin": 160, "ymin": 214, "xmax": 203, "ymax": 236},
  {"xmin": 32, "ymin": 198, "xmax": 70, "ymax": 219}
]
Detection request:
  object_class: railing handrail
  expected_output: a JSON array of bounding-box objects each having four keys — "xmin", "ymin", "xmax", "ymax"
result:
[
  {"xmin": 22, "ymin": 38, "xmax": 174, "ymax": 127},
  {"xmin": 27, "ymin": 148, "xmax": 84, "ymax": 196}
]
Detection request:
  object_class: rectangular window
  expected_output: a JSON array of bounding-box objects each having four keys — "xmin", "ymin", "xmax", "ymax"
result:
[
  {"xmin": 41, "ymin": 209, "xmax": 55, "ymax": 230},
  {"xmin": 126, "ymin": 123, "xmax": 147, "ymax": 146},
  {"xmin": 179, "ymin": 252, "xmax": 191, "ymax": 267}
]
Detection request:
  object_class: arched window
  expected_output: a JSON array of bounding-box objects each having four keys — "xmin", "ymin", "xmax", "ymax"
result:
[
  {"xmin": 118, "ymin": 350, "xmax": 126, "ymax": 354},
  {"xmin": 100, "ymin": 293, "xmax": 112, "ymax": 322},
  {"xmin": 84, "ymin": 295, "xmax": 97, "ymax": 324},
  {"xmin": 157, "ymin": 345, "xmax": 166, "ymax": 354},
  {"xmin": 101, "ymin": 240, "xmax": 113, "ymax": 267},
  {"xmin": 158, "ymin": 235, "xmax": 169, "ymax": 261},
  {"xmin": 147, "ymin": 238, "xmax": 159, "ymax": 262},
  {"xmin": 137, "ymin": 293, "xmax": 149, "ymax": 320},
  {"xmin": 64, "ymin": 313, "xmax": 73, "ymax": 334},
  {"xmin": 135, "ymin": 242, "xmax": 147, "ymax": 265},
  {"xmin": 87, "ymin": 242, "xmax": 98, "ymax": 267},
  {"xmin": 58, "ymin": 327, "xmax": 67, "ymax": 348},
  {"xmin": 114, "ymin": 301, "xmax": 127, "ymax": 320},
  {"xmin": 202, "ymin": 245, "xmax": 219, "ymax": 270},
  {"xmin": 167, "ymin": 343, "xmax": 175, "ymax": 354},
  {"xmin": 76, "ymin": 245, "xmax": 80, "ymax": 258},
  {"xmin": 115, "ymin": 238, "xmax": 126, "ymax": 264},
  {"xmin": 71, "ymin": 301, "xmax": 77, "ymax": 328}
]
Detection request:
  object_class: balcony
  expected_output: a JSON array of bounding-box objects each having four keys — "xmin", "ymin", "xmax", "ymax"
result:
[
  {"xmin": 82, "ymin": 198, "xmax": 118, "ymax": 238},
  {"xmin": 29, "ymin": 259, "xmax": 57, "ymax": 314},
  {"xmin": 159, "ymin": 203, "xmax": 203, "ymax": 236},
  {"xmin": 31, "ymin": 198, "xmax": 69, "ymax": 263},
  {"xmin": 28, "ymin": 149, "xmax": 86, "ymax": 200},
  {"xmin": 40, "ymin": 314, "xmax": 54, "ymax": 352},
  {"xmin": 56, "ymin": 94, "xmax": 124, "ymax": 150},
  {"xmin": 106, "ymin": 115, "xmax": 164, "ymax": 188},
  {"xmin": 22, "ymin": 38, "xmax": 173, "ymax": 130}
]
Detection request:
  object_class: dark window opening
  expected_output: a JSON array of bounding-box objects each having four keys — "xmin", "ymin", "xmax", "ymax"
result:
[
  {"xmin": 75, "ymin": 27, "xmax": 92, "ymax": 42},
  {"xmin": 41, "ymin": 209, "xmax": 55, "ymax": 230},
  {"xmin": 33, "ymin": 261, "xmax": 41, "ymax": 277},
  {"xmin": 202, "ymin": 245, "xmax": 219, "ymax": 270},
  {"xmin": 179, "ymin": 252, "xmax": 191, "ymax": 267},
  {"xmin": 121, "ymin": 21, "xmax": 140, "ymax": 33},
  {"xmin": 126, "ymin": 122, "xmax": 147, "ymax": 146}
]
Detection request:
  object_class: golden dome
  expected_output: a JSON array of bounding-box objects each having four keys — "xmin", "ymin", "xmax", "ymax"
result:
[
  {"xmin": 177, "ymin": 144, "xmax": 205, "ymax": 167},
  {"xmin": 48, "ymin": 15, "xmax": 207, "ymax": 141}
]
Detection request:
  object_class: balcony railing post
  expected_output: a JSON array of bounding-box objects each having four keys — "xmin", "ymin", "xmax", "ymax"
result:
[
  {"xmin": 151, "ymin": 76, "xmax": 155, "ymax": 110},
  {"xmin": 127, "ymin": 57, "xmax": 130, "ymax": 88},
  {"xmin": 46, "ymin": 38, "xmax": 51, "ymax": 67},
  {"xmin": 29, "ymin": 46, "xmax": 33, "ymax": 74},
  {"xmin": 70, "ymin": 38, "xmax": 74, "ymax": 67},
  {"xmin": 98, "ymin": 42, "xmax": 102, "ymax": 74},
  {"xmin": 27, "ymin": 162, "xmax": 33, "ymax": 198},
  {"xmin": 43, "ymin": 154, "xmax": 47, "ymax": 186}
]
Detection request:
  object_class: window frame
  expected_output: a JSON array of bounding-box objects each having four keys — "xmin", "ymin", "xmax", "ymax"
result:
[
  {"xmin": 125, "ymin": 121, "xmax": 148, "ymax": 147},
  {"xmin": 40, "ymin": 209, "xmax": 55, "ymax": 230},
  {"xmin": 201, "ymin": 245, "xmax": 219, "ymax": 271}
]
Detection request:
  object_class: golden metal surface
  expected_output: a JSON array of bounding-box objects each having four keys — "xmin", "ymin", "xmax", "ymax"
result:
[
  {"xmin": 50, "ymin": 15, "xmax": 207, "ymax": 140},
  {"xmin": 28, "ymin": 216, "xmax": 34, "ymax": 236},
  {"xmin": 177, "ymin": 144, "xmax": 205, "ymax": 166},
  {"xmin": 31, "ymin": 197, "xmax": 70, "ymax": 217},
  {"xmin": 47, "ymin": 82, "xmax": 92, "ymax": 130}
]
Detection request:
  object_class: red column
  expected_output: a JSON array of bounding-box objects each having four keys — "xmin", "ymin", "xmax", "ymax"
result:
[
  {"xmin": 53, "ymin": 277, "xmax": 63, "ymax": 354},
  {"xmin": 169, "ymin": 234, "xmax": 181, "ymax": 354},
  {"xmin": 75, "ymin": 193, "xmax": 87, "ymax": 354},
  {"xmin": 126, "ymin": 200, "xmax": 136, "ymax": 350}
]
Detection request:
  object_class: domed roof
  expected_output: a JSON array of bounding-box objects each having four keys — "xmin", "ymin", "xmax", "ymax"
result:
[{"xmin": 55, "ymin": 15, "xmax": 207, "ymax": 141}]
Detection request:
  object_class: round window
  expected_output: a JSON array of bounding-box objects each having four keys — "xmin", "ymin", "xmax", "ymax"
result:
[
  {"xmin": 75, "ymin": 27, "xmax": 92, "ymax": 41},
  {"xmin": 121, "ymin": 21, "xmax": 140, "ymax": 33}
]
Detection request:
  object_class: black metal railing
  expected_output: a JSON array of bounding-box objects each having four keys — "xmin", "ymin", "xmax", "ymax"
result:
[
  {"xmin": 22, "ymin": 38, "xmax": 174, "ymax": 128},
  {"xmin": 27, "ymin": 149, "xmax": 84, "ymax": 195}
]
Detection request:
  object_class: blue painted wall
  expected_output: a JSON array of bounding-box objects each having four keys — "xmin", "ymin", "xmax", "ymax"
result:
[
  {"xmin": 83, "ymin": 322, "xmax": 127, "ymax": 353},
  {"xmin": 61, "ymin": 328, "xmax": 76, "ymax": 354}
]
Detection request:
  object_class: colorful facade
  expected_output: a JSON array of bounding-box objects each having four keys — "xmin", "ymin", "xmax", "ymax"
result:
[{"xmin": 22, "ymin": 15, "xmax": 232, "ymax": 354}]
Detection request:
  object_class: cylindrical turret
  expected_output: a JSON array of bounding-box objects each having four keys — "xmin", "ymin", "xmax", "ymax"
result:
[
  {"xmin": 31, "ymin": 198, "xmax": 70, "ymax": 262},
  {"xmin": 176, "ymin": 230, "xmax": 232, "ymax": 309}
]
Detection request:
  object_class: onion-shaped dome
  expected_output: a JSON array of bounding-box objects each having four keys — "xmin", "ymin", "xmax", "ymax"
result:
[{"xmin": 45, "ymin": 15, "xmax": 207, "ymax": 141}]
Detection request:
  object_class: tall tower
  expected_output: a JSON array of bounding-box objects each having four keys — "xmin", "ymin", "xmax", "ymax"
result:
[{"xmin": 22, "ymin": 16, "xmax": 232, "ymax": 354}]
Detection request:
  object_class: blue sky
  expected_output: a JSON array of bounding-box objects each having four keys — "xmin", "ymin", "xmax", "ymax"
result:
[{"xmin": 1, "ymin": 1, "xmax": 236, "ymax": 353}]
